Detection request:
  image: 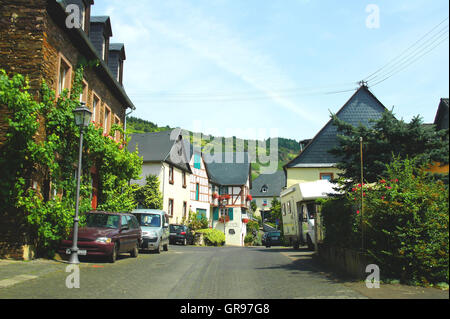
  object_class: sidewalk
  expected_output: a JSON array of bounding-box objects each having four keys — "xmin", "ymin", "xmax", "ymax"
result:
[{"xmin": 0, "ymin": 259, "xmax": 66, "ymax": 290}]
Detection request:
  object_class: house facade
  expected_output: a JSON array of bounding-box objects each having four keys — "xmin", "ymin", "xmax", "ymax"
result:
[
  {"xmin": 283, "ymin": 85, "xmax": 387, "ymax": 188},
  {"xmin": 187, "ymin": 148, "xmax": 211, "ymax": 221},
  {"xmin": 207, "ymin": 153, "xmax": 252, "ymax": 246},
  {"xmin": 250, "ymin": 170, "xmax": 286, "ymax": 219},
  {"xmin": 128, "ymin": 129, "xmax": 192, "ymax": 224},
  {"xmin": 0, "ymin": 0, "xmax": 134, "ymax": 259},
  {"xmin": 427, "ymin": 98, "xmax": 449, "ymax": 174}
]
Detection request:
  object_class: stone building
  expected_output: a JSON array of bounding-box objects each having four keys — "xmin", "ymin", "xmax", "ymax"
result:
[{"xmin": 0, "ymin": 0, "xmax": 135, "ymax": 259}]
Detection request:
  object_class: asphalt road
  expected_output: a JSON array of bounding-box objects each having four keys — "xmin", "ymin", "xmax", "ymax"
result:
[{"xmin": 0, "ymin": 245, "xmax": 370, "ymax": 299}]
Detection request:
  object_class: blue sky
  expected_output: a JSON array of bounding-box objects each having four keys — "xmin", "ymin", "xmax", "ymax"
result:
[{"xmin": 92, "ymin": 0, "xmax": 449, "ymax": 141}]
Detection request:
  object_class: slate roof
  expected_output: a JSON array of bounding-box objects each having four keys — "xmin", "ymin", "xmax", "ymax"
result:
[
  {"xmin": 127, "ymin": 129, "xmax": 192, "ymax": 173},
  {"xmin": 250, "ymin": 170, "xmax": 286, "ymax": 198},
  {"xmin": 205, "ymin": 152, "xmax": 251, "ymax": 186},
  {"xmin": 434, "ymin": 98, "xmax": 449, "ymax": 131},
  {"xmin": 285, "ymin": 85, "xmax": 387, "ymax": 168}
]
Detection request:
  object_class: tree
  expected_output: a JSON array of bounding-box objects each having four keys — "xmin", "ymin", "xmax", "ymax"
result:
[
  {"xmin": 329, "ymin": 110, "xmax": 449, "ymax": 190},
  {"xmin": 133, "ymin": 174, "xmax": 163, "ymax": 210}
]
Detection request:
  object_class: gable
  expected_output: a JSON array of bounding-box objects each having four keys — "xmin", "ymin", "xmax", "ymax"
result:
[{"xmin": 286, "ymin": 86, "xmax": 387, "ymax": 168}]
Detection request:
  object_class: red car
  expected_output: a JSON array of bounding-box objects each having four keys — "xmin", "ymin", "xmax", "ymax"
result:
[{"xmin": 59, "ymin": 211, "xmax": 142, "ymax": 263}]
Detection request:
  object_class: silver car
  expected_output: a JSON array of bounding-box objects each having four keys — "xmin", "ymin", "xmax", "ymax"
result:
[{"xmin": 131, "ymin": 209, "xmax": 170, "ymax": 253}]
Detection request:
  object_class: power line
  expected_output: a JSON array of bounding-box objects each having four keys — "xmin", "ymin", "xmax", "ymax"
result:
[
  {"xmin": 370, "ymin": 34, "xmax": 449, "ymax": 87},
  {"xmin": 367, "ymin": 24, "xmax": 449, "ymax": 83},
  {"xmin": 364, "ymin": 16, "xmax": 449, "ymax": 82}
]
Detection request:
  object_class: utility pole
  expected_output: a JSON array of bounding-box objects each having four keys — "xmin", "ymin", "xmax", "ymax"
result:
[{"xmin": 360, "ymin": 136, "xmax": 364, "ymax": 253}]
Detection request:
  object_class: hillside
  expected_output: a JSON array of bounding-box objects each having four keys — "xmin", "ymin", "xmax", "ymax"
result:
[{"xmin": 126, "ymin": 116, "xmax": 300, "ymax": 179}]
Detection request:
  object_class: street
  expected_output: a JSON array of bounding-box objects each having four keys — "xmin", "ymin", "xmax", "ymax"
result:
[{"xmin": 0, "ymin": 245, "xmax": 371, "ymax": 299}]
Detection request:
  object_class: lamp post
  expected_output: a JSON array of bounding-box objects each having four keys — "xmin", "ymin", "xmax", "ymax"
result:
[{"xmin": 69, "ymin": 102, "xmax": 92, "ymax": 264}]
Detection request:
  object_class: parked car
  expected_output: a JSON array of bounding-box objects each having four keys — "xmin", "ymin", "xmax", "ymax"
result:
[
  {"xmin": 263, "ymin": 231, "xmax": 282, "ymax": 248},
  {"xmin": 169, "ymin": 224, "xmax": 193, "ymax": 245},
  {"xmin": 59, "ymin": 211, "xmax": 142, "ymax": 263},
  {"xmin": 131, "ymin": 209, "xmax": 170, "ymax": 253}
]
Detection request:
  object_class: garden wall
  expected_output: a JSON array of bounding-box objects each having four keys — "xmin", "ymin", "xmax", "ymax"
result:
[{"xmin": 317, "ymin": 244, "xmax": 375, "ymax": 279}]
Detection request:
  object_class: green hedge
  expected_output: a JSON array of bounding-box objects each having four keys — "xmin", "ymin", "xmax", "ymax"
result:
[
  {"xmin": 321, "ymin": 157, "xmax": 449, "ymax": 285},
  {"xmin": 195, "ymin": 229, "xmax": 225, "ymax": 246}
]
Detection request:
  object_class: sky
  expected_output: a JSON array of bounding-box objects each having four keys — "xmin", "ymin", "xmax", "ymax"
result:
[{"xmin": 91, "ymin": 0, "xmax": 449, "ymax": 141}]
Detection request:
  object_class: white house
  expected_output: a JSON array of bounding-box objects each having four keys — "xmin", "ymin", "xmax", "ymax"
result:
[
  {"xmin": 185, "ymin": 143, "xmax": 211, "ymax": 221},
  {"xmin": 207, "ymin": 153, "xmax": 252, "ymax": 246},
  {"xmin": 128, "ymin": 129, "xmax": 192, "ymax": 224}
]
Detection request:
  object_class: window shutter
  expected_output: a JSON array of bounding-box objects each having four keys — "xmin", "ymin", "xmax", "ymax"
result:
[
  {"xmin": 213, "ymin": 207, "xmax": 219, "ymax": 221},
  {"xmin": 228, "ymin": 208, "xmax": 234, "ymax": 221}
]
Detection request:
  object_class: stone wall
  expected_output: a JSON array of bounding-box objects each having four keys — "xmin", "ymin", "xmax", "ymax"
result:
[
  {"xmin": 0, "ymin": 1, "xmax": 130, "ymax": 259},
  {"xmin": 317, "ymin": 244, "xmax": 375, "ymax": 279}
]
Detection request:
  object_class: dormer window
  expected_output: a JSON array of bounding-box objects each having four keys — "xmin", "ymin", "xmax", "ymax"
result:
[{"xmin": 261, "ymin": 184, "xmax": 268, "ymax": 193}]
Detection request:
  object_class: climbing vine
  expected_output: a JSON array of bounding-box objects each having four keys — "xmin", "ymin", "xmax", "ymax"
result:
[{"xmin": 0, "ymin": 67, "xmax": 142, "ymax": 256}]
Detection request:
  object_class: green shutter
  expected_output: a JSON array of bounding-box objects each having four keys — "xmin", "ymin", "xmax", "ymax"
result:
[
  {"xmin": 213, "ymin": 207, "xmax": 219, "ymax": 221},
  {"xmin": 228, "ymin": 208, "xmax": 234, "ymax": 221}
]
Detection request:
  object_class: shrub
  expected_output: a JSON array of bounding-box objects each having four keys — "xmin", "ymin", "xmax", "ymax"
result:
[
  {"xmin": 360, "ymin": 157, "xmax": 449, "ymax": 284},
  {"xmin": 195, "ymin": 229, "xmax": 225, "ymax": 246},
  {"xmin": 244, "ymin": 233, "xmax": 254, "ymax": 244}
]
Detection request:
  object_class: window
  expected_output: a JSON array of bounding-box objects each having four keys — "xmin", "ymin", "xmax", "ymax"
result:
[
  {"xmin": 282, "ymin": 203, "xmax": 286, "ymax": 216},
  {"xmin": 92, "ymin": 94, "xmax": 100, "ymax": 122},
  {"xmin": 79, "ymin": 80, "xmax": 88, "ymax": 104},
  {"xmin": 228, "ymin": 229, "xmax": 235, "ymax": 235},
  {"xmin": 169, "ymin": 165, "xmax": 174, "ymax": 184},
  {"xmin": 261, "ymin": 184, "xmax": 268, "ymax": 193},
  {"xmin": 121, "ymin": 215, "xmax": 128, "ymax": 229},
  {"xmin": 57, "ymin": 55, "xmax": 72, "ymax": 96},
  {"xmin": 183, "ymin": 202, "xmax": 187, "ymax": 220},
  {"xmin": 287, "ymin": 201, "xmax": 291, "ymax": 214},
  {"xmin": 114, "ymin": 116, "xmax": 121, "ymax": 141},
  {"xmin": 103, "ymin": 105, "xmax": 111, "ymax": 135},
  {"xmin": 194, "ymin": 154, "xmax": 201, "ymax": 169},
  {"xmin": 182, "ymin": 171, "xmax": 186, "ymax": 188},
  {"xmin": 168, "ymin": 199, "xmax": 174, "ymax": 217},
  {"xmin": 320, "ymin": 173, "xmax": 334, "ymax": 181},
  {"xmin": 195, "ymin": 183, "xmax": 200, "ymax": 201}
]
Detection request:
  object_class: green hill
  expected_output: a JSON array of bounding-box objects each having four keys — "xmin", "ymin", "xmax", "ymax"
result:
[{"xmin": 126, "ymin": 116, "xmax": 300, "ymax": 179}]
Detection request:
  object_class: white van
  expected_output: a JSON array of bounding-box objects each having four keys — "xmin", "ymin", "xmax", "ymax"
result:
[{"xmin": 281, "ymin": 180, "xmax": 339, "ymax": 250}]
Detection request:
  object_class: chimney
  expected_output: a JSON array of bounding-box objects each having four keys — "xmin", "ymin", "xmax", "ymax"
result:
[
  {"xmin": 108, "ymin": 43, "xmax": 126, "ymax": 85},
  {"xmin": 89, "ymin": 16, "xmax": 113, "ymax": 63}
]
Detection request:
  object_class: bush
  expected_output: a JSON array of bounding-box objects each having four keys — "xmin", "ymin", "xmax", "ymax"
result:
[
  {"xmin": 361, "ymin": 158, "xmax": 449, "ymax": 284},
  {"xmin": 195, "ymin": 229, "xmax": 225, "ymax": 246},
  {"xmin": 323, "ymin": 157, "xmax": 449, "ymax": 285},
  {"xmin": 321, "ymin": 196, "xmax": 360, "ymax": 249},
  {"xmin": 244, "ymin": 233, "xmax": 254, "ymax": 244}
]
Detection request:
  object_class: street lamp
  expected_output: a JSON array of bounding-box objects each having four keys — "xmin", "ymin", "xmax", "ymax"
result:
[{"xmin": 69, "ymin": 102, "xmax": 92, "ymax": 264}]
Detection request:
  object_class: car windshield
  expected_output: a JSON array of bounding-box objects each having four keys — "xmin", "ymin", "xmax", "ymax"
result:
[
  {"xmin": 137, "ymin": 214, "xmax": 161, "ymax": 227},
  {"xmin": 269, "ymin": 232, "xmax": 280, "ymax": 237},
  {"xmin": 170, "ymin": 225, "xmax": 184, "ymax": 232},
  {"xmin": 86, "ymin": 214, "xmax": 119, "ymax": 229}
]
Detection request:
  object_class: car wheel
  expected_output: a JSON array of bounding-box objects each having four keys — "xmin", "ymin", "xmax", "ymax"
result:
[
  {"xmin": 163, "ymin": 243, "xmax": 168, "ymax": 251},
  {"xmin": 130, "ymin": 241, "xmax": 139, "ymax": 258},
  {"xmin": 109, "ymin": 243, "xmax": 118, "ymax": 263},
  {"xmin": 293, "ymin": 241, "xmax": 300, "ymax": 250}
]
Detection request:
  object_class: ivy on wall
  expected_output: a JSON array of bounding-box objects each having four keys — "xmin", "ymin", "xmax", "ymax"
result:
[{"xmin": 0, "ymin": 67, "xmax": 142, "ymax": 256}]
